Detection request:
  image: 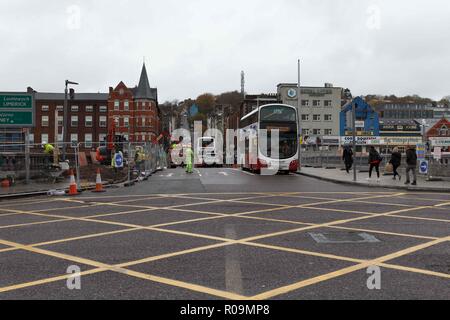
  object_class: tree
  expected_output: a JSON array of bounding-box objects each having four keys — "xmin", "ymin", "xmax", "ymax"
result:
[
  {"xmin": 216, "ymin": 91, "xmax": 244, "ymax": 113},
  {"xmin": 196, "ymin": 93, "xmax": 216, "ymax": 116}
]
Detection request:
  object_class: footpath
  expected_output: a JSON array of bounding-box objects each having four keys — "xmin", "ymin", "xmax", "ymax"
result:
[{"xmin": 298, "ymin": 167, "xmax": 450, "ymax": 192}]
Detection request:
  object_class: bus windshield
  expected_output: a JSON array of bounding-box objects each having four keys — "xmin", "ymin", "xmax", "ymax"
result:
[
  {"xmin": 259, "ymin": 106, "xmax": 298, "ymax": 160},
  {"xmin": 260, "ymin": 106, "xmax": 297, "ymax": 122}
]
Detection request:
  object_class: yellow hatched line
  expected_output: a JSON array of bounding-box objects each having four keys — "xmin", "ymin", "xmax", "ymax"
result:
[
  {"xmin": 250, "ymin": 235, "xmax": 450, "ymax": 300},
  {"xmin": 0, "ymin": 196, "xmax": 447, "ymax": 298},
  {"xmin": 0, "ymin": 238, "xmax": 246, "ymax": 299}
]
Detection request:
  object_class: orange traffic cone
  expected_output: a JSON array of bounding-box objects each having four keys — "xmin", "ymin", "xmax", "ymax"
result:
[
  {"xmin": 68, "ymin": 169, "xmax": 79, "ymax": 196},
  {"xmin": 92, "ymin": 168, "xmax": 106, "ymax": 193}
]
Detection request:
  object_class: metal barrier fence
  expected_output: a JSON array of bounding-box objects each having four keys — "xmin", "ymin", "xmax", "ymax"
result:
[
  {"xmin": 300, "ymin": 145, "xmax": 450, "ymax": 179},
  {"xmin": 0, "ymin": 142, "xmax": 168, "ymax": 191}
]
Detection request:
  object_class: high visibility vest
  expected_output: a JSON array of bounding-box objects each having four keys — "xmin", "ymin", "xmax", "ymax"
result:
[
  {"xmin": 185, "ymin": 148, "xmax": 194, "ymax": 165},
  {"xmin": 44, "ymin": 144, "xmax": 54, "ymax": 154}
]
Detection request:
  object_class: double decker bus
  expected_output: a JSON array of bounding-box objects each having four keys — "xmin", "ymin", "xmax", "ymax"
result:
[{"xmin": 239, "ymin": 104, "xmax": 299, "ymax": 174}]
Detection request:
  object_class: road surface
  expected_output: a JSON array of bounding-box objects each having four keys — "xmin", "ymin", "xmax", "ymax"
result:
[{"xmin": 0, "ymin": 167, "xmax": 449, "ymax": 300}]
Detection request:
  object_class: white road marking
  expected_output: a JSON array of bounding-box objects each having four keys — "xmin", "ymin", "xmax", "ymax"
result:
[
  {"xmin": 225, "ymin": 225, "xmax": 244, "ymax": 295},
  {"xmin": 219, "ymin": 172, "xmax": 229, "ymax": 177},
  {"xmin": 228, "ymin": 168, "xmax": 256, "ymax": 176}
]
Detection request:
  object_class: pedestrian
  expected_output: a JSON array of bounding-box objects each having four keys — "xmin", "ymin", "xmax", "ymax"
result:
[
  {"xmin": 405, "ymin": 145, "xmax": 418, "ymax": 186},
  {"xmin": 389, "ymin": 147, "xmax": 402, "ymax": 181},
  {"xmin": 342, "ymin": 145, "xmax": 354, "ymax": 174},
  {"xmin": 367, "ymin": 146, "xmax": 382, "ymax": 182},
  {"xmin": 185, "ymin": 143, "xmax": 194, "ymax": 174}
]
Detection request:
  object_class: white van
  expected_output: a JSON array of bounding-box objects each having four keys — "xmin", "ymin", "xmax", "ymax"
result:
[{"xmin": 197, "ymin": 137, "xmax": 222, "ymax": 167}]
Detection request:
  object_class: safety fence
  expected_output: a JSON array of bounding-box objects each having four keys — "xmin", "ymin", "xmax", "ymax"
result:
[
  {"xmin": 0, "ymin": 142, "xmax": 168, "ymax": 192},
  {"xmin": 300, "ymin": 145, "xmax": 450, "ymax": 179}
]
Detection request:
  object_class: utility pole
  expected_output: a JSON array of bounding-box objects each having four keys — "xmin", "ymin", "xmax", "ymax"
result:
[
  {"xmin": 63, "ymin": 80, "xmax": 78, "ymax": 161},
  {"xmin": 352, "ymin": 99, "xmax": 357, "ymax": 182},
  {"xmin": 297, "ymin": 59, "xmax": 301, "ymax": 172}
]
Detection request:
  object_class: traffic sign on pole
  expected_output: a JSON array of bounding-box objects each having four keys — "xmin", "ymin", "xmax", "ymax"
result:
[
  {"xmin": 0, "ymin": 93, "xmax": 35, "ymax": 127},
  {"xmin": 419, "ymin": 160, "xmax": 429, "ymax": 175}
]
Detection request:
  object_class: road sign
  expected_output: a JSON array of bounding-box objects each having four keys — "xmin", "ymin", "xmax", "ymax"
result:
[
  {"xmin": 433, "ymin": 147, "xmax": 442, "ymax": 160},
  {"xmin": 114, "ymin": 152, "xmax": 124, "ymax": 168},
  {"xmin": 419, "ymin": 160, "xmax": 429, "ymax": 175},
  {"xmin": 0, "ymin": 94, "xmax": 33, "ymax": 109},
  {"xmin": 0, "ymin": 93, "xmax": 35, "ymax": 127},
  {"xmin": 0, "ymin": 111, "xmax": 33, "ymax": 126}
]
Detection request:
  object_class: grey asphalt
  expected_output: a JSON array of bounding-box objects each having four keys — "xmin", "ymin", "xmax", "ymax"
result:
[{"xmin": 0, "ymin": 167, "xmax": 448, "ymax": 300}]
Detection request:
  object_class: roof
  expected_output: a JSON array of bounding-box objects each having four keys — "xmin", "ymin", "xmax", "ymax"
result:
[
  {"xmin": 35, "ymin": 92, "xmax": 109, "ymax": 101},
  {"xmin": 134, "ymin": 63, "xmax": 156, "ymax": 100}
]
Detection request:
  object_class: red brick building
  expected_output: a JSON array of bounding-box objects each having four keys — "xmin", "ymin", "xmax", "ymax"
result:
[
  {"xmin": 108, "ymin": 63, "xmax": 160, "ymax": 143},
  {"xmin": 31, "ymin": 90, "xmax": 109, "ymax": 150},
  {"xmin": 427, "ymin": 118, "xmax": 450, "ymax": 139}
]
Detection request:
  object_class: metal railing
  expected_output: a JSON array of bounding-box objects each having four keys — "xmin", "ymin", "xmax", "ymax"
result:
[
  {"xmin": 0, "ymin": 141, "xmax": 168, "ymax": 191},
  {"xmin": 300, "ymin": 146, "xmax": 450, "ymax": 179}
]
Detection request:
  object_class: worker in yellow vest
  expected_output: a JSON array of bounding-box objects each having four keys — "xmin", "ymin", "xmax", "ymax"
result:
[
  {"xmin": 42, "ymin": 142, "xmax": 55, "ymax": 167},
  {"xmin": 185, "ymin": 144, "xmax": 194, "ymax": 174}
]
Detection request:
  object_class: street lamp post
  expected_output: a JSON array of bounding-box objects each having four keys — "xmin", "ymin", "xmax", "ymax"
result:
[
  {"xmin": 352, "ymin": 99, "xmax": 357, "ymax": 182},
  {"xmin": 63, "ymin": 80, "xmax": 79, "ymax": 161},
  {"xmin": 297, "ymin": 59, "xmax": 301, "ymax": 172},
  {"xmin": 344, "ymin": 89, "xmax": 356, "ymax": 182}
]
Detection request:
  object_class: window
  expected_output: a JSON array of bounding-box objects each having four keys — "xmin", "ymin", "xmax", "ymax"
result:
[
  {"xmin": 124, "ymin": 100, "xmax": 130, "ymax": 111},
  {"xmin": 142, "ymin": 134, "xmax": 146, "ymax": 142},
  {"xmin": 114, "ymin": 100, "xmax": 120, "ymax": 111},
  {"xmin": 313, "ymin": 129, "xmax": 321, "ymax": 135},
  {"xmin": 29, "ymin": 133, "xmax": 34, "ymax": 144},
  {"xmin": 85, "ymin": 116, "xmax": 93, "ymax": 127},
  {"xmin": 324, "ymin": 114, "xmax": 332, "ymax": 121},
  {"xmin": 302, "ymin": 129, "xmax": 310, "ymax": 136},
  {"xmin": 142, "ymin": 117, "xmax": 146, "ymax": 126},
  {"xmin": 441, "ymin": 125, "xmax": 449, "ymax": 136},
  {"xmin": 56, "ymin": 105, "xmax": 63, "ymax": 111},
  {"xmin": 324, "ymin": 129, "xmax": 333, "ymax": 136},
  {"xmin": 41, "ymin": 116, "xmax": 49, "ymax": 127},
  {"xmin": 71, "ymin": 134, "xmax": 78, "ymax": 147},
  {"xmin": 57, "ymin": 134, "xmax": 63, "ymax": 142},
  {"xmin": 99, "ymin": 116, "xmax": 107, "ymax": 127},
  {"xmin": 41, "ymin": 134, "xmax": 49, "ymax": 144},
  {"xmin": 301, "ymin": 114, "xmax": 310, "ymax": 121},
  {"xmin": 41, "ymin": 105, "xmax": 49, "ymax": 112},
  {"xmin": 71, "ymin": 116, "xmax": 78, "ymax": 127},
  {"xmin": 86, "ymin": 106, "xmax": 94, "ymax": 113},
  {"xmin": 123, "ymin": 134, "xmax": 129, "ymax": 142},
  {"xmin": 324, "ymin": 100, "xmax": 333, "ymax": 107},
  {"xmin": 119, "ymin": 88, "xmax": 124, "ymax": 95},
  {"xmin": 114, "ymin": 117, "xmax": 120, "ymax": 127},
  {"xmin": 313, "ymin": 100, "xmax": 322, "ymax": 107},
  {"xmin": 99, "ymin": 134, "xmax": 107, "ymax": 146},
  {"xmin": 71, "ymin": 105, "xmax": 79, "ymax": 112},
  {"xmin": 58, "ymin": 116, "xmax": 63, "ymax": 127},
  {"xmin": 313, "ymin": 115, "xmax": 321, "ymax": 121},
  {"xmin": 85, "ymin": 134, "xmax": 93, "ymax": 148},
  {"xmin": 301, "ymin": 100, "xmax": 309, "ymax": 107},
  {"xmin": 100, "ymin": 106, "xmax": 107, "ymax": 112},
  {"xmin": 124, "ymin": 117, "xmax": 129, "ymax": 127}
]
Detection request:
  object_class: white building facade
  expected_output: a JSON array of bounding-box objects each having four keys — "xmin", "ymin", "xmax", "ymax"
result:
[{"xmin": 277, "ymin": 83, "xmax": 342, "ymax": 139}]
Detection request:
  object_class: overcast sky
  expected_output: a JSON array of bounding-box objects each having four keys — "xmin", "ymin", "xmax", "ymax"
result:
[{"xmin": 1, "ymin": 0, "xmax": 449, "ymax": 101}]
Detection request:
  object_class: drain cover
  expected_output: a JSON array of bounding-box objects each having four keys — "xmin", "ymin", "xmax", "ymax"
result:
[{"xmin": 309, "ymin": 232, "xmax": 380, "ymax": 244}]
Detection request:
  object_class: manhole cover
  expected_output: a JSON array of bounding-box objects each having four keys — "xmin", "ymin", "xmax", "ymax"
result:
[{"xmin": 309, "ymin": 232, "xmax": 380, "ymax": 244}]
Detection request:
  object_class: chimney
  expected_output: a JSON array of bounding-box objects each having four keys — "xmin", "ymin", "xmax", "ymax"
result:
[
  {"xmin": 27, "ymin": 87, "xmax": 35, "ymax": 93},
  {"xmin": 324, "ymin": 83, "xmax": 333, "ymax": 88}
]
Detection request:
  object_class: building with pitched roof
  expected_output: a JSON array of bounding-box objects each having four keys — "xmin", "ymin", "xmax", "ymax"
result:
[{"xmin": 108, "ymin": 63, "xmax": 160, "ymax": 143}]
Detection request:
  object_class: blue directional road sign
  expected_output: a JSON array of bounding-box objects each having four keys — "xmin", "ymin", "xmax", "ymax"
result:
[{"xmin": 419, "ymin": 160, "xmax": 429, "ymax": 175}]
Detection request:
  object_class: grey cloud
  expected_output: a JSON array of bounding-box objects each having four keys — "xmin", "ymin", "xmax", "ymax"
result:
[{"xmin": 0, "ymin": 0, "xmax": 449, "ymax": 101}]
